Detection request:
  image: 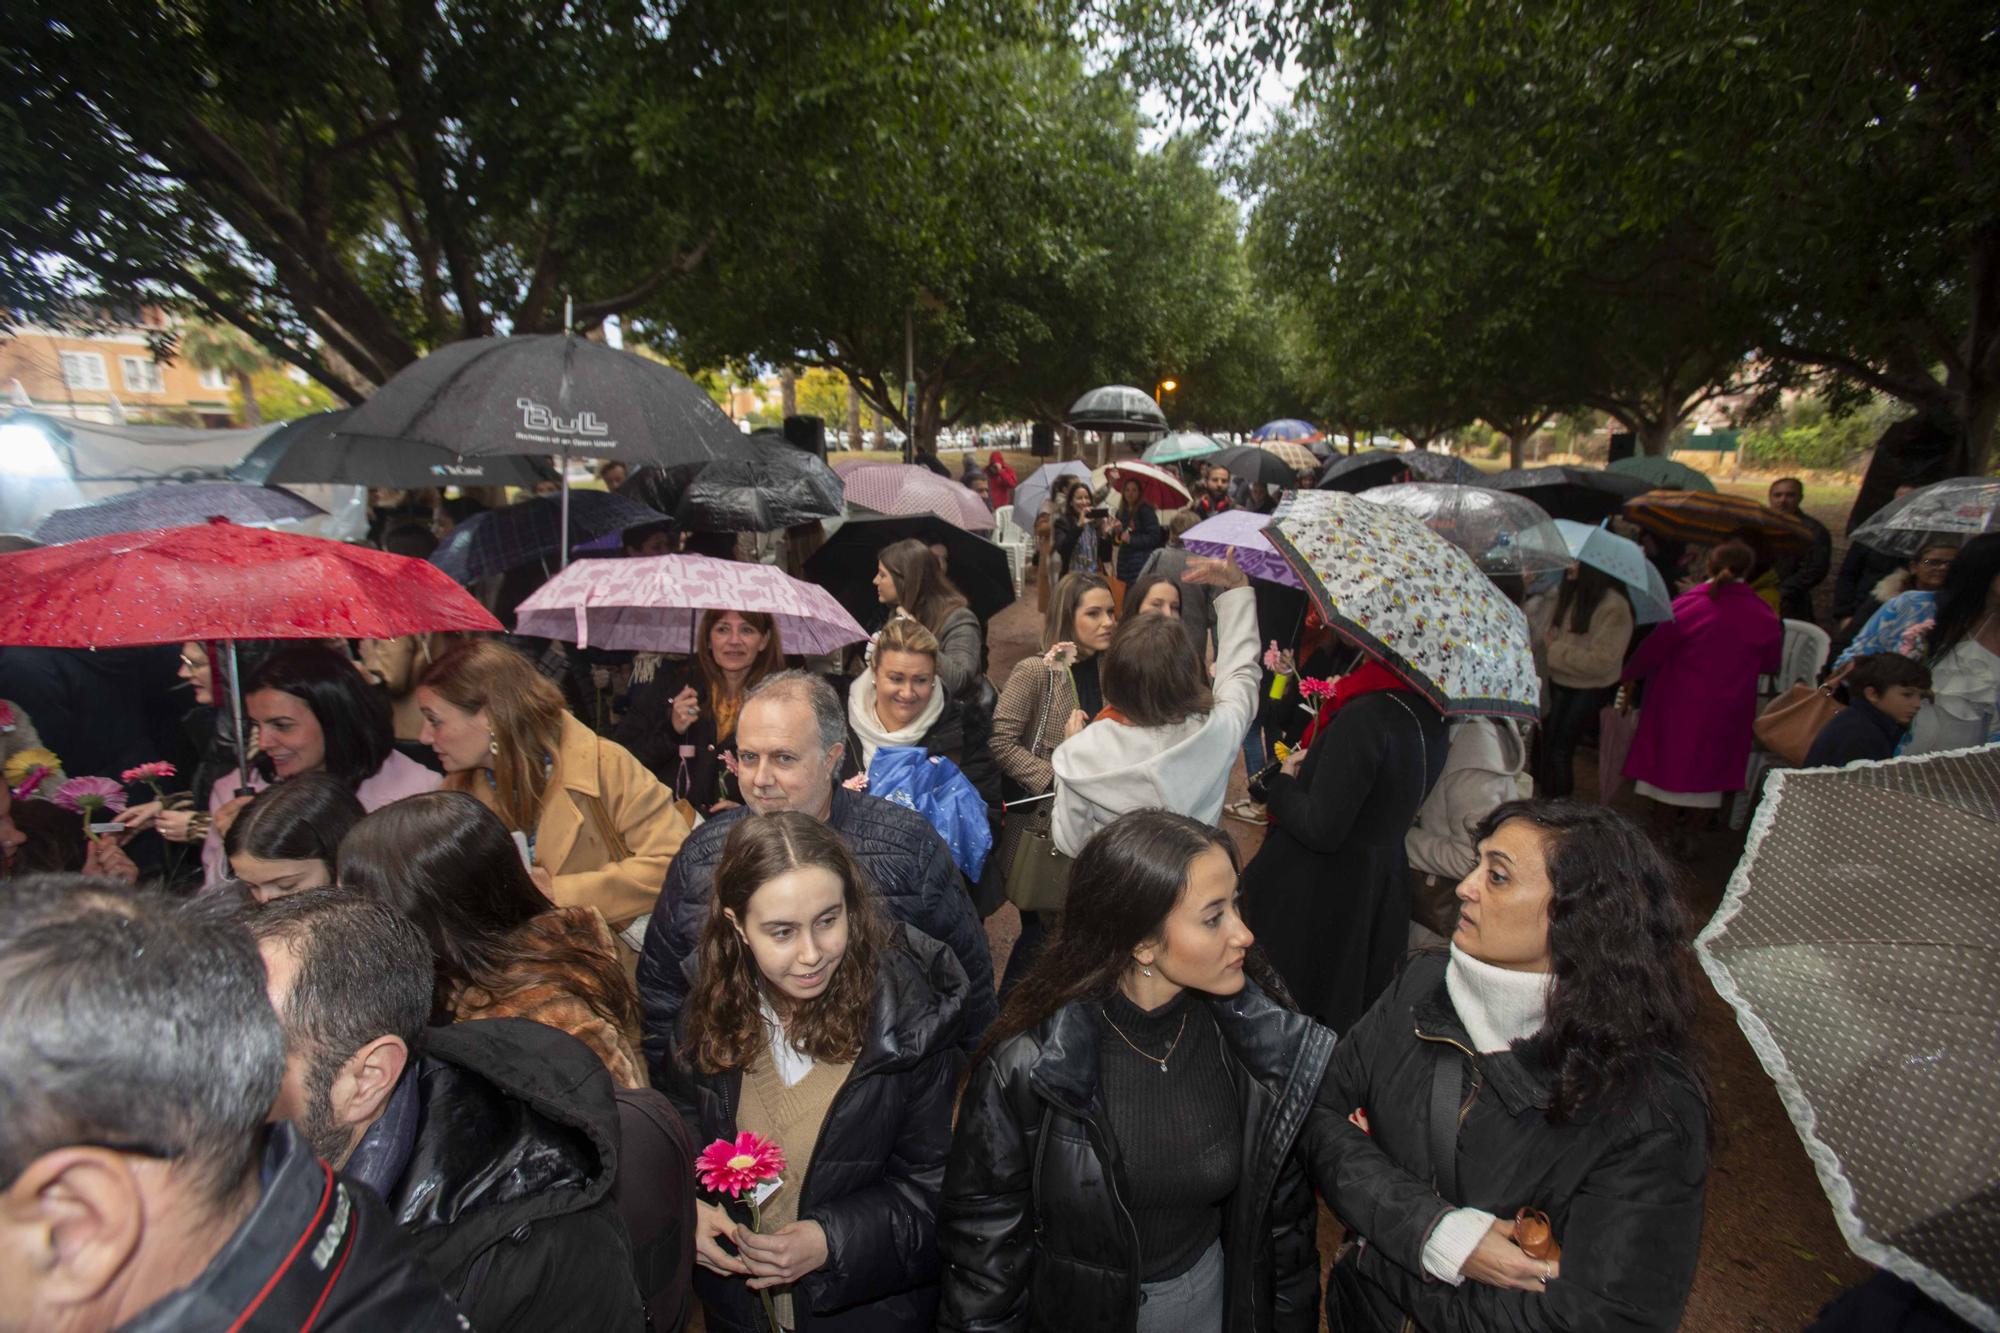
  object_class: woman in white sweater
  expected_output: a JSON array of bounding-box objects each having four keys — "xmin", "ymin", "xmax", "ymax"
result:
[
  {"xmin": 1050, "ymin": 555, "xmax": 1257, "ymax": 855},
  {"xmin": 1535, "ymin": 565, "xmax": 1634, "ymax": 799}
]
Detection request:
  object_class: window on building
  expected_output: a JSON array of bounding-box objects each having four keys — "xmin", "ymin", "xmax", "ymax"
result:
[
  {"xmin": 197, "ymin": 366, "xmax": 230, "ymax": 391},
  {"xmin": 120, "ymin": 356, "xmax": 166, "ymax": 393},
  {"xmin": 60, "ymin": 351, "xmax": 108, "ymax": 390}
]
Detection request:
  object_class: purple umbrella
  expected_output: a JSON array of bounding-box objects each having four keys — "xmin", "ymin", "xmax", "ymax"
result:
[
  {"xmin": 1181, "ymin": 509, "xmax": 1302, "ymax": 587},
  {"xmin": 33, "ymin": 481, "xmax": 324, "ymax": 544},
  {"xmin": 513, "ymin": 553, "xmax": 868, "ymax": 655}
]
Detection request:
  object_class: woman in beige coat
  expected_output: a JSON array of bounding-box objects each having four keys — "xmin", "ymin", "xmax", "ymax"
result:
[{"xmin": 1536, "ymin": 563, "xmax": 1635, "ymax": 799}]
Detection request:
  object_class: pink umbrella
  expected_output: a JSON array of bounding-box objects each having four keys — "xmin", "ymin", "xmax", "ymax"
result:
[
  {"xmin": 1103, "ymin": 460, "xmax": 1193, "ymax": 510},
  {"xmin": 840, "ymin": 463, "xmax": 994, "ymax": 531},
  {"xmin": 513, "ymin": 554, "xmax": 869, "ymax": 655},
  {"xmin": 1180, "ymin": 509, "xmax": 1302, "ymax": 587}
]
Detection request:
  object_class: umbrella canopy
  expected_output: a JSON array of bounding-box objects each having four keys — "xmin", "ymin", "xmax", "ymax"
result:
[
  {"xmin": 1552, "ymin": 518, "xmax": 1675, "ymax": 624},
  {"xmin": 513, "ymin": 553, "xmax": 866, "ymax": 655},
  {"xmin": 230, "ymin": 408, "xmax": 554, "ymax": 488},
  {"xmin": 1623, "ymin": 488, "xmax": 1816, "ymax": 555},
  {"xmin": 1250, "ymin": 418, "xmax": 1323, "ymax": 443},
  {"xmin": 1696, "ymin": 745, "xmax": 2000, "ymax": 1330},
  {"xmin": 1849, "ymin": 477, "xmax": 2000, "ymax": 556},
  {"xmin": 1256, "ymin": 440, "xmax": 1322, "ymax": 474},
  {"xmin": 339, "ymin": 334, "xmax": 745, "ymax": 471},
  {"xmin": 619, "ymin": 441, "xmax": 844, "ymax": 533},
  {"xmin": 806, "ymin": 514, "xmax": 1015, "ymax": 626},
  {"xmin": 1608, "ymin": 455, "xmax": 1717, "ymax": 492},
  {"xmin": 1141, "ymin": 432, "xmax": 1223, "ymax": 465},
  {"xmin": 430, "ymin": 490, "xmax": 670, "ymax": 583},
  {"xmin": 0, "ymin": 519, "xmax": 501, "ymax": 648},
  {"xmin": 1487, "ymin": 465, "xmax": 1653, "ymax": 523},
  {"xmin": 1064, "ymin": 385, "xmax": 1168, "ymax": 434},
  {"xmin": 1269, "ymin": 490, "xmax": 1539, "ymax": 718},
  {"xmin": 840, "ymin": 463, "xmax": 994, "ymax": 531},
  {"xmin": 1317, "ymin": 448, "xmax": 1483, "ymax": 493},
  {"xmin": 1180, "ymin": 509, "xmax": 1301, "ymax": 587},
  {"xmin": 1209, "ymin": 444, "xmax": 1298, "ymax": 489},
  {"xmin": 1356, "ymin": 483, "xmax": 1570, "ymax": 576},
  {"xmin": 33, "ymin": 481, "xmax": 324, "ymax": 544},
  {"xmin": 1010, "ymin": 460, "xmax": 1092, "ymax": 529},
  {"xmin": 1102, "ymin": 460, "xmax": 1192, "ymax": 510}
]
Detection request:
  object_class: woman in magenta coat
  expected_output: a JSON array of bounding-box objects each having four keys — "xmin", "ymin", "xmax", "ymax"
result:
[{"xmin": 1620, "ymin": 541, "xmax": 1782, "ymax": 842}]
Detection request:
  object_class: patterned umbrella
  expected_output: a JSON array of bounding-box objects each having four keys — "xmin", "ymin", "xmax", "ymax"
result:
[
  {"xmin": 1552, "ymin": 518, "xmax": 1675, "ymax": 624},
  {"xmin": 1488, "ymin": 465, "xmax": 1654, "ymax": 523},
  {"xmin": 1697, "ymin": 745, "xmax": 2000, "ymax": 1331},
  {"xmin": 841, "ymin": 463, "xmax": 994, "ymax": 531},
  {"xmin": 430, "ymin": 491, "xmax": 670, "ymax": 583},
  {"xmin": 1317, "ymin": 448, "xmax": 1483, "ymax": 493},
  {"xmin": 1009, "ymin": 460, "xmax": 1091, "ymax": 529},
  {"xmin": 1357, "ymin": 483, "xmax": 1570, "ymax": 576},
  {"xmin": 1180, "ymin": 509, "xmax": 1301, "ymax": 587},
  {"xmin": 1064, "ymin": 384, "xmax": 1168, "ymax": 434},
  {"xmin": 1103, "ymin": 460, "xmax": 1193, "ymax": 509},
  {"xmin": 1250, "ymin": 418, "xmax": 1325, "ymax": 443},
  {"xmin": 1623, "ymin": 489, "xmax": 1816, "ymax": 554},
  {"xmin": 1849, "ymin": 477, "xmax": 2000, "ymax": 557},
  {"xmin": 1608, "ymin": 455, "xmax": 1717, "ymax": 492},
  {"xmin": 1269, "ymin": 490, "xmax": 1539, "ymax": 718},
  {"xmin": 1256, "ymin": 440, "xmax": 1322, "ymax": 474},
  {"xmin": 513, "ymin": 553, "xmax": 867, "ymax": 655},
  {"xmin": 33, "ymin": 481, "xmax": 324, "ymax": 544},
  {"xmin": 1141, "ymin": 432, "xmax": 1223, "ymax": 465}
]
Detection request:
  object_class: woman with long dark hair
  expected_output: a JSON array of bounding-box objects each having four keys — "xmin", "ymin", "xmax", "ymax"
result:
[
  {"xmin": 1109, "ymin": 476, "xmax": 1166, "ymax": 585},
  {"xmin": 940, "ymin": 811, "xmax": 1328, "ymax": 1332},
  {"xmin": 668, "ymin": 812, "xmax": 965, "ymax": 1333},
  {"xmin": 1536, "ymin": 563, "xmax": 1635, "ymax": 798},
  {"xmin": 1302, "ymin": 799, "xmax": 1710, "ymax": 1332},
  {"xmin": 1051, "ymin": 478, "xmax": 1109, "ymax": 579},
  {"xmin": 615, "ymin": 608, "xmax": 785, "ymax": 813},
  {"xmin": 201, "ymin": 642, "xmax": 439, "ymax": 885},
  {"xmin": 223, "ymin": 772, "xmax": 364, "ymax": 901},
  {"xmin": 1906, "ymin": 531, "xmax": 2000, "ymax": 752},
  {"xmin": 336, "ymin": 789, "xmax": 643, "ymax": 1087},
  {"xmin": 872, "ymin": 537, "xmax": 984, "ymax": 697}
]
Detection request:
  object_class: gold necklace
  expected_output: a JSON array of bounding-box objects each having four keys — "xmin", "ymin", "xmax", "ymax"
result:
[{"xmin": 1102, "ymin": 1006, "xmax": 1189, "ymax": 1073}]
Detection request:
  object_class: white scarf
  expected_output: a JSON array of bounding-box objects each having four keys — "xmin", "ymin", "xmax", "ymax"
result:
[
  {"xmin": 847, "ymin": 670, "xmax": 945, "ymax": 770},
  {"xmin": 1445, "ymin": 943, "xmax": 1551, "ymax": 1054}
]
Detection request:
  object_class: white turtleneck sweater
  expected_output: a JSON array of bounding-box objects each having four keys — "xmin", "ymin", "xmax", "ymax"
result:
[
  {"xmin": 1421, "ymin": 945, "xmax": 1553, "ymax": 1285},
  {"xmin": 847, "ymin": 669, "xmax": 946, "ymax": 770}
]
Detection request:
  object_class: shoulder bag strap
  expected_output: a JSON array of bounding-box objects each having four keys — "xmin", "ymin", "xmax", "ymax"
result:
[
  {"xmin": 1428, "ymin": 1043, "xmax": 1464, "ymax": 1203},
  {"xmin": 584, "ymin": 787, "xmax": 632, "ymax": 861}
]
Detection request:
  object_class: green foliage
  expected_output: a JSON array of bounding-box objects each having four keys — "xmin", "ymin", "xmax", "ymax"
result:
[
  {"xmin": 249, "ymin": 369, "xmax": 340, "ymax": 424},
  {"xmin": 1738, "ymin": 395, "xmax": 1909, "ymax": 473}
]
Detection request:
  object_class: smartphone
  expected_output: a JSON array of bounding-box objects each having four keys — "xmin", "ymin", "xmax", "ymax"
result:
[
  {"xmin": 87, "ymin": 821, "xmax": 125, "ymax": 835},
  {"xmin": 1087, "ymin": 506, "xmax": 1109, "ymax": 519}
]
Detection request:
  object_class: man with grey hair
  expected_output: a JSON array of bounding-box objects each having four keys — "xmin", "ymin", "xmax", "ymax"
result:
[
  {"xmin": 636, "ymin": 669, "xmax": 996, "ymax": 1080},
  {"xmin": 0, "ymin": 875, "xmax": 463, "ymax": 1332}
]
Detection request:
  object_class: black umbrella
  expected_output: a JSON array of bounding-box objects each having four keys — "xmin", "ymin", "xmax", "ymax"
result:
[
  {"xmin": 804, "ymin": 515, "xmax": 1014, "ymax": 626},
  {"xmin": 430, "ymin": 490, "xmax": 670, "ymax": 583},
  {"xmin": 1064, "ymin": 384, "xmax": 1168, "ymax": 434},
  {"xmin": 1317, "ymin": 448, "xmax": 1484, "ymax": 493},
  {"xmin": 1487, "ymin": 465, "xmax": 1653, "ymax": 524},
  {"xmin": 619, "ymin": 434, "xmax": 843, "ymax": 532},
  {"xmin": 1209, "ymin": 445, "xmax": 1298, "ymax": 489},
  {"xmin": 230, "ymin": 409, "xmax": 555, "ymax": 488}
]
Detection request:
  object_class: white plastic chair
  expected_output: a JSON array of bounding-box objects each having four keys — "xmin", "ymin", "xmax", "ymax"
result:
[{"xmin": 1731, "ymin": 618, "xmax": 1833, "ymax": 828}]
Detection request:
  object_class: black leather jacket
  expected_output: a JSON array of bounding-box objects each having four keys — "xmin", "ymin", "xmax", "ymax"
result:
[{"xmin": 938, "ymin": 979, "xmax": 1332, "ymax": 1333}]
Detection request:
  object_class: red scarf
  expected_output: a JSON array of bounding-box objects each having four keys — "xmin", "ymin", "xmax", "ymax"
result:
[{"xmin": 1300, "ymin": 658, "xmax": 1408, "ymax": 749}]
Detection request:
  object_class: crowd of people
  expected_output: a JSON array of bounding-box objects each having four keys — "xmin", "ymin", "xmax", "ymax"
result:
[{"xmin": 2, "ymin": 453, "xmax": 1991, "ymax": 1333}]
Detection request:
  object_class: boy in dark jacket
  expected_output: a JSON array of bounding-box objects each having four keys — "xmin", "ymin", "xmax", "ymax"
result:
[{"xmin": 1805, "ymin": 653, "xmax": 1930, "ymax": 767}]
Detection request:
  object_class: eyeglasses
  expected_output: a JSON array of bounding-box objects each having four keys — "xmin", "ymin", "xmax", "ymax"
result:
[
  {"xmin": 179, "ymin": 655, "xmax": 206, "ymax": 671},
  {"xmin": 1916, "ymin": 557, "xmax": 1954, "ymax": 570},
  {"xmin": 1, "ymin": 1138, "xmax": 184, "ymax": 1189}
]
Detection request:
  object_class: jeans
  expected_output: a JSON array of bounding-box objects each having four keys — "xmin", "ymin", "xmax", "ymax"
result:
[
  {"xmin": 1538, "ymin": 682, "xmax": 1608, "ymax": 800},
  {"xmin": 1240, "ymin": 716, "xmax": 1267, "ymax": 783},
  {"xmin": 1136, "ymin": 1239, "xmax": 1223, "ymax": 1333}
]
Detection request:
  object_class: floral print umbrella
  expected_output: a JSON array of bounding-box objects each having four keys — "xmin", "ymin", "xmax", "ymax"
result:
[{"xmin": 1269, "ymin": 490, "xmax": 1540, "ymax": 719}]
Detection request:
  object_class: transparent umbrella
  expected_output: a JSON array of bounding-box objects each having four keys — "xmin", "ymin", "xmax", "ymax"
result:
[
  {"xmin": 1850, "ymin": 477, "xmax": 2000, "ymax": 557},
  {"xmin": 1357, "ymin": 483, "xmax": 1570, "ymax": 577}
]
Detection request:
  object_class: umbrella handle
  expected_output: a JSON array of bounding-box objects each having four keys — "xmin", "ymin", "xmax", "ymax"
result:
[{"xmin": 227, "ymin": 640, "xmax": 254, "ymax": 795}]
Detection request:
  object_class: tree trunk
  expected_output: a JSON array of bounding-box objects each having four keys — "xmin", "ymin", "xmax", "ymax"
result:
[
  {"xmin": 1507, "ymin": 426, "xmax": 1532, "ymax": 469},
  {"xmin": 779, "ymin": 367, "xmax": 798, "ymax": 419},
  {"xmin": 845, "ymin": 383, "xmax": 861, "ymax": 452},
  {"xmin": 232, "ymin": 369, "xmax": 263, "ymax": 427},
  {"xmin": 1636, "ymin": 417, "xmax": 1677, "ymax": 457},
  {"xmin": 1962, "ymin": 384, "xmax": 1997, "ymax": 475}
]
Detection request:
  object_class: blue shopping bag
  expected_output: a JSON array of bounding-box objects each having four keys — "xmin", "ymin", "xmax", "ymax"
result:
[{"xmin": 865, "ymin": 745, "xmax": 994, "ymax": 882}]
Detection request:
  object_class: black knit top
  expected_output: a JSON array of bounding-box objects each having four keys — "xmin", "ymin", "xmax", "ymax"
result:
[{"xmin": 1098, "ymin": 987, "xmax": 1241, "ymax": 1281}]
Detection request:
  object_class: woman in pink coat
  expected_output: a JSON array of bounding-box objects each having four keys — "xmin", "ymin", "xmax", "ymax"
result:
[{"xmin": 1620, "ymin": 541, "xmax": 1782, "ymax": 842}]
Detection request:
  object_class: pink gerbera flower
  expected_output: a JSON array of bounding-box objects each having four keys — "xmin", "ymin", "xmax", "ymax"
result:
[
  {"xmin": 1298, "ymin": 677, "xmax": 1338, "ymax": 703},
  {"xmin": 695, "ymin": 1132, "xmax": 786, "ymax": 1199},
  {"xmin": 53, "ymin": 775, "xmax": 128, "ymax": 819},
  {"xmin": 121, "ymin": 760, "xmax": 177, "ymax": 784}
]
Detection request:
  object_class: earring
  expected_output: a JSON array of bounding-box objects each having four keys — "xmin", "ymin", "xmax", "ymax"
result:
[
  {"xmin": 488, "ymin": 733, "xmax": 499, "ymax": 757},
  {"xmin": 1141, "ymin": 967, "xmax": 1152, "ymax": 976}
]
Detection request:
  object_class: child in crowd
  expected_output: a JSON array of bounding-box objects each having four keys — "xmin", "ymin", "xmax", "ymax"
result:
[{"xmin": 1804, "ymin": 653, "xmax": 1931, "ymax": 767}]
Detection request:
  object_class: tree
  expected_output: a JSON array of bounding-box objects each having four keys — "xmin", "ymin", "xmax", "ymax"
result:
[{"xmin": 178, "ymin": 321, "xmax": 268, "ymax": 426}]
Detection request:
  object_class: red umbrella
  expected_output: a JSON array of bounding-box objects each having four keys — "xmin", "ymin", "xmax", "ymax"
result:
[{"xmin": 1102, "ymin": 460, "xmax": 1193, "ymax": 510}]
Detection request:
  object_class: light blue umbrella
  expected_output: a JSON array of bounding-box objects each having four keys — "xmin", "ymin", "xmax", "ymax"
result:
[
  {"xmin": 1553, "ymin": 518, "xmax": 1674, "ymax": 624},
  {"xmin": 1141, "ymin": 432, "xmax": 1223, "ymax": 465},
  {"xmin": 1010, "ymin": 460, "xmax": 1090, "ymax": 530}
]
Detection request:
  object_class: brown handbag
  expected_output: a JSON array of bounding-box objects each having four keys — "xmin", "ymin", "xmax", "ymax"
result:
[
  {"xmin": 1003, "ymin": 666, "xmax": 1074, "ymax": 914},
  {"xmin": 1753, "ymin": 662, "xmax": 1853, "ymax": 766}
]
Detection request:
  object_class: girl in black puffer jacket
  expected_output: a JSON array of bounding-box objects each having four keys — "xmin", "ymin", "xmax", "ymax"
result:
[
  {"xmin": 939, "ymin": 811, "xmax": 1330, "ymax": 1333},
  {"xmin": 663, "ymin": 811, "xmax": 966, "ymax": 1333}
]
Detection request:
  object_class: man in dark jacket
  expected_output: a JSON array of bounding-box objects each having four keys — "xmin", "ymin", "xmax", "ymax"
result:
[
  {"xmin": 247, "ymin": 890, "xmax": 647, "ymax": 1333},
  {"xmin": 1804, "ymin": 653, "xmax": 1929, "ymax": 768},
  {"xmin": 1768, "ymin": 477, "xmax": 1832, "ymax": 621},
  {"xmin": 0, "ymin": 875, "xmax": 464, "ymax": 1333},
  {"xmin": 637, "ymin": 671, "xmax": 996, "ymax": 1085}
]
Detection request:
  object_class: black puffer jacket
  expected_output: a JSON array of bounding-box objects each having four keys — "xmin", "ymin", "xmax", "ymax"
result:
[
  {"xmin": 1300, "ymin": 951, "xmax": 1709, "ymax": 1333},
  {"xmin": 383, "ymin": 1019, "xmax": 644, "ymax": 1333},
  {"xmin": 938, "ymin": 979, "xmax": 1332, "ymax": 1333},
  {"xmin": 637, "ymin": 786, "xmax": 996, "ymax": 1077},
  {"xmin": 664, "ymin": 926, "xmax": 968, "ymax": 1333}
]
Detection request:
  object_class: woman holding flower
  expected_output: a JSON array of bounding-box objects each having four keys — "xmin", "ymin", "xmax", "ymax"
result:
[{"xmin": 665, "ymin": 811, "xmax": 966, "ymax": 1333}]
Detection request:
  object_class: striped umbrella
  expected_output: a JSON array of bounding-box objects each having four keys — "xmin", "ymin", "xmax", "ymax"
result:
[
  {"xmin": 1622, "ymin": 489, "xmax": 1815, "ymax": 554},
  {"xmin": 840, "ymin": 463, "xmax": 994, "ymax": 531},
  {"xmin": 1180, "ymin": 509, "xmax": 1301, "ymax": 587},
  {"xmin": 1256, "ymin": 440, "xmax": 1322, "ymax": 473}
]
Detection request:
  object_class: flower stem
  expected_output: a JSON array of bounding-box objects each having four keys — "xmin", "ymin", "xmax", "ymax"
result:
[{"xmin": 748, "ymin": 1197, "xmax": 780, "ymax": 1333}]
